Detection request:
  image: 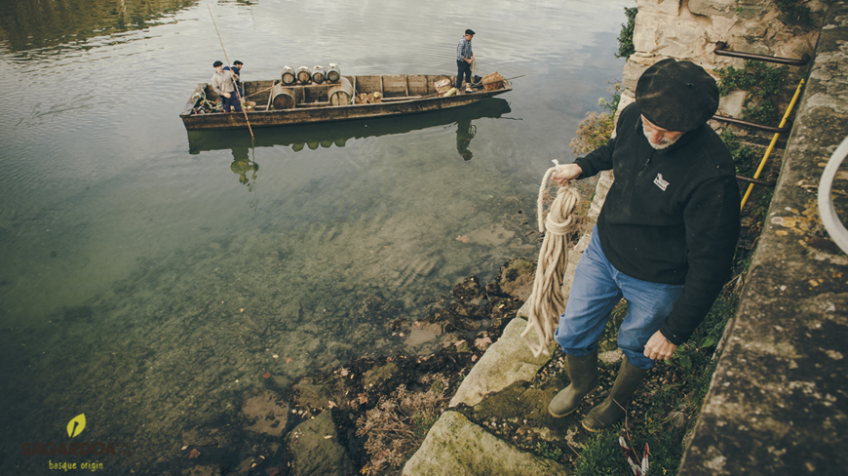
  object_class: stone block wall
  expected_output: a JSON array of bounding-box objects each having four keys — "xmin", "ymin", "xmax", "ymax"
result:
[{"xmin": 619, "ymin": 0, "xmax": 827, "ymax": 117}]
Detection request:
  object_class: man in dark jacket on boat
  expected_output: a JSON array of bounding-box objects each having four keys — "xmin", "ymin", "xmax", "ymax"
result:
[
  {"xmin": 211, "ymin": 60, "xmax": 242, "ymax": 113},
  {"xmin": 547, "ymin": 59, "xmax": 740, "ymax": 431},
  {"xmin": 224, "ymin": 60, "xmax": 245, "ymax": 99},
  {"xmin": 456, "ymin": 29, "xmax": 475, "ymax": 93}
]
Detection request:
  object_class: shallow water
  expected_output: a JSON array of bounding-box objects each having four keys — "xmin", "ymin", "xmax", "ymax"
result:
[{"xmin": 0, "ymin": 0, "xmax": 628, "ymax": 472}]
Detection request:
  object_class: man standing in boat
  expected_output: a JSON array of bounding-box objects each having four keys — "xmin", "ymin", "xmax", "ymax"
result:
[
  {"xmin": 224, "ymin": 60, "xmax": 245, "ymax": 99},
  {"xmin": 547, "ymin": 59, "xmax": 740, "ymax": 431},
  {"xmin": 211, "ymin": 60, "xmax": 242, "ymax": 113},
  {"xmin": 456, "ymin": 29, "xmax": 475, "ymax": 94}
]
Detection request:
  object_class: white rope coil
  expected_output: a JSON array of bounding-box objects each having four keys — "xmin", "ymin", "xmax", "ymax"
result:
[{"xmin": 521, "ymin": 160, "xmax": 582, "ymax": 357}]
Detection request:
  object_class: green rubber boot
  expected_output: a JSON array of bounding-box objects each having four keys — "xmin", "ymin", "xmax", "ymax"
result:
[
  {"xmin": 548, "ymin": 351, "xmax": 599, "ymax": 418},
  {"xmin": 582, "ymin": 357, "xmax": 647, "ymax": 432}
]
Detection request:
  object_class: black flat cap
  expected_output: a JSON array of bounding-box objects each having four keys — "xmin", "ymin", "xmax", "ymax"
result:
[
  {"xmin": 636, "ymin": 58, "xmax": 719, "ymax": 132},
  {"xmin": 465, "ymin": 29, "xmax": 475, "ymax": 35}
]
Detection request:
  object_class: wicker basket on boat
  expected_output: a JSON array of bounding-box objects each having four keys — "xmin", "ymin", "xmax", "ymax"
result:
[
  {"xmin": 482, "ymin": 72, "xmax": 505, "ymax": 91},
  {"xmin": 435, "ymin": 78, "xmax": 453, "ymax": 94}
]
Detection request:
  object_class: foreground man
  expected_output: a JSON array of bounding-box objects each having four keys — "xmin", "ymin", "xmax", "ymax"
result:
[{"xmin": 548, "ymin": 59, "xmax": 740, "ymax": 431}]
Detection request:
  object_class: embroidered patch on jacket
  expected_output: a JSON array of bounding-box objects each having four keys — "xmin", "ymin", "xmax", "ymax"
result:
[{"xmin": 653, "ymin": 173, "xmax": 669, "ymax": 191}]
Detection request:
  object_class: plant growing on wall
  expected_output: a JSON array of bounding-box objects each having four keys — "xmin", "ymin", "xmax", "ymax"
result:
[
  {"xmin": 774, "ymin": 0, "xmax": 812, "ymax": 25},
  {"xmin": 715, "ymin": 60, "xmax": 789, "ymax": 126},
  {"xmin": 615, "ymin": 7, "xmax": 638, "ymax": 59}
]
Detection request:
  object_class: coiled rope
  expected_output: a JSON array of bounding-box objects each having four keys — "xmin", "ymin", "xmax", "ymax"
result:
[{"xmin": 521, "ymin": 160, "xmax": 582, "ymax": 357}]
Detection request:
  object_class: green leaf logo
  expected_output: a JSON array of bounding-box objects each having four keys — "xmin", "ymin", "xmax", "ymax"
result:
[{"xmin": 67, "ymin": 414, "xmax": 86, "ymax": 438}]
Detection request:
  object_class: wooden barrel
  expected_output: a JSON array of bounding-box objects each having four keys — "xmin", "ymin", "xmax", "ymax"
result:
[
  {"xmin": 327, "ymin": 63, "xmax": 341, "ymax": 82},
  {"xmin": 296, "ymin": 66, "xmax": 311, "ymax": 84},
  {"xmin": 281, "ymin": 66, "xmax": 296, "ymax": 85},
  {"xmin": 271, "ymin": 83, "xmax": 297, "ymax": 109},
  {"xmin": 311, "ymin": 65, "xmax": 325, "ymax": 84},
  {"xmin": 328, "ymin": 77, "xmax": 353, "ymax": 106}
]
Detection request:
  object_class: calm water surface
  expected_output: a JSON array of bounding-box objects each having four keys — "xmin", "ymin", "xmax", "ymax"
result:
[{"xmin": 0, "ymin": 0, "xmax": 628, "ymax": 472}]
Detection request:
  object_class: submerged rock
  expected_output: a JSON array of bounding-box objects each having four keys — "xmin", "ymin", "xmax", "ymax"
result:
[
  {"xmin": 285, "ymin": 411, "xmax": 354, "ymax": 476},
  {"xmin": 242, "ymin": 389, "xmax": 289, "ymax": 437}
]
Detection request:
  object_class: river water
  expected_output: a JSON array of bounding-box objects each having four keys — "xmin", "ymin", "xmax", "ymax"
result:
[{"xmin": 0, "ymin": 0, "xmax": 628, "ymax": 473}]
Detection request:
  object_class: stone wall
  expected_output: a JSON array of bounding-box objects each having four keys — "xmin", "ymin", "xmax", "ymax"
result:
[
  {"xmin": 678, "ymin": 2, "xmax": 848, "ymax": 474},
  {"xmin": 620, "ymin": 0, "xmax": 827, "ymax": 117}
]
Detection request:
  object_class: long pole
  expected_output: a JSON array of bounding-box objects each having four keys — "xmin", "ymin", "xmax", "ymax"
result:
[{"xmin": 208, "ymin": 5, "xmax": 255, "ymax": 141}]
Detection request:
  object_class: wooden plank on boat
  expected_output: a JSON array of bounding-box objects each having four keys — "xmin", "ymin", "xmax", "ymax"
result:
[{"xmin": 382, "ymin": 95, "xmax": 422, "ymax": 102}]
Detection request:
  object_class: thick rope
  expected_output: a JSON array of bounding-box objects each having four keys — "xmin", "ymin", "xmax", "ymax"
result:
[{"xmin": 521, "ymin": 160, "xmax": 581, "ymax": 357}]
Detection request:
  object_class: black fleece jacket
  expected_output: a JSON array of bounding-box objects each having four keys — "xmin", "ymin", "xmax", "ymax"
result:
[{"xmin": 575, "ymin": 103, "xmax": 740, "ymax": 345}]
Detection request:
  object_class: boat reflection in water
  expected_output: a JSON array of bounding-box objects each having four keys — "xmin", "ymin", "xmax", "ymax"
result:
[{"xmin": 187, "ymin": 97, "xmax": 511, "ymax": 183}]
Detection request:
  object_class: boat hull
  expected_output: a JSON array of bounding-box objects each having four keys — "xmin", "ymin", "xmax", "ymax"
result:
[{"xmin": 179, "ymin": 74, "xmax": 511, "ymax": 130}]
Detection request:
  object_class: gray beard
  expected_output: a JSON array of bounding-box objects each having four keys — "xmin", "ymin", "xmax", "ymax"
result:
[{"xmin": 643, "ymin": 127, "xmax": 680, "ymax": 150}]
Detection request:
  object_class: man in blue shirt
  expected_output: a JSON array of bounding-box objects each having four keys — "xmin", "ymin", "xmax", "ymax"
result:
[{"xmin": 456, "ymin": 29, "xmax": 475, "ymax": 93}]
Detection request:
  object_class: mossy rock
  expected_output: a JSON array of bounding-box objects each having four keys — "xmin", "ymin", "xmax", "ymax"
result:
[{"xmin": 499, "ymin": 258, "xmax": 536, "ymax": 301}]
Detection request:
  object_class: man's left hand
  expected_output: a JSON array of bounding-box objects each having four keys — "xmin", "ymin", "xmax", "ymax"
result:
[{"xmin": 644, "ymin": 330, "xmax": 677, "ymax": 361}]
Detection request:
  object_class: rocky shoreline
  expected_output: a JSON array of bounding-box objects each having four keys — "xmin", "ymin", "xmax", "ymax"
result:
[{"xmin": 176, "ymin": 258, "xmax": 536, "ymax": 476}]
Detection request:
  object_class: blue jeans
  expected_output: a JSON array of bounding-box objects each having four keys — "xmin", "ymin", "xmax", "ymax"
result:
[{"xmin": 554, "ymin": 227, "xmax": 684, "ymax": 369}]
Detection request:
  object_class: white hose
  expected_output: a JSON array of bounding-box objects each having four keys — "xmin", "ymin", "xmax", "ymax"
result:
[{"xmin": 817, "ymin": 135, "xmax": 848, "ymax": 254}]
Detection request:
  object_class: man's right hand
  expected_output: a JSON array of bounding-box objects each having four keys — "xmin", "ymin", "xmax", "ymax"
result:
[
  {"xmin": 551, "ymin": 163, "xmax": 583, "ymax": 186},
  {"xmin": 223, "ymin": 93, "xmax": 231, "ymax": 98}
]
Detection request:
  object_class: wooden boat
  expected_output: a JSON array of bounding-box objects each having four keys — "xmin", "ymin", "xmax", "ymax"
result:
[
  {"xmin": 186, "ymin": 97, "xmax": 512, "ymax": 153},
  {"xmin": 179, "ymin": 73, "xmax": 512, "ymax": 130}
]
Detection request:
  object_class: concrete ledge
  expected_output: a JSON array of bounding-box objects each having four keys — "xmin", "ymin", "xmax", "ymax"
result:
[{"xmin": 678, "ymin": 3, "xmax": 848, "ymax": 475}]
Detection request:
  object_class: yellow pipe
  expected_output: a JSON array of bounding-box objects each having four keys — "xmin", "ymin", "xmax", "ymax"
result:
[{"xmin": 739, "ymin": 78, "xmax": 805, "ymax": 210}]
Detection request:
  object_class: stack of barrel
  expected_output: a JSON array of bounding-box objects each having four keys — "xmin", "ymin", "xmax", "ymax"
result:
[{"xmin": 275, "ymin": 63, "xmax": 352, "ymax": 109}]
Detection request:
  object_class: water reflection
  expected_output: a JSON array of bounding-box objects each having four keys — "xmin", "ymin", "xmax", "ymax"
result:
[
  {"xmin": 0, "ymin": 0, "xmax": 197, "ymax": 51},
  {"xmin": 456, "ymin": 119, "xmax": 477, "ymax": 161},
  {"xmin": 230, "ymin": 147, "xmax": 259, "ymax": 188},
  {"xmin": 186, "ymin": 97, "xmax": 512, "ymax": 160}
]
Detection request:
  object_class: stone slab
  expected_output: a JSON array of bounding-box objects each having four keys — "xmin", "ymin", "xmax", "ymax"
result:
[
  {"xmin": 449, "ymin": 318, "xmax": 553, "ymax": 408},
  {"xmin": 401, "ymin": 411, "xmax": 568, "ymax": 476}
]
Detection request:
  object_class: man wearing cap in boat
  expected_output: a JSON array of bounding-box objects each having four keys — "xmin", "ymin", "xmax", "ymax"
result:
[
  {"xmin": 211, "ymin": 60, "xmax": 242, "ymax": 113},
  {"xmin": 224, "ymin": 60, "xmax": 245, "ymax": 99},
  {"xmin": 547, "ymin": 58, "xmax": 740, "ymax": 431},
  {"xmin": 456, "ymin": 29, "xmax": 475, "ymax": 94}
]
